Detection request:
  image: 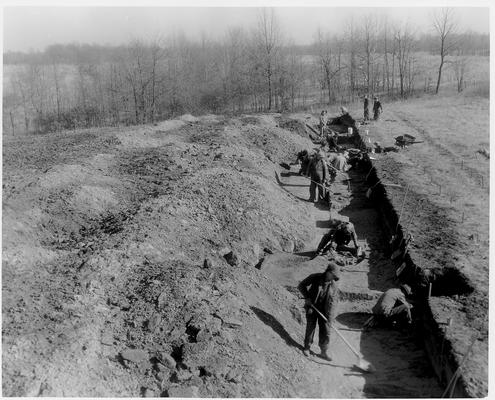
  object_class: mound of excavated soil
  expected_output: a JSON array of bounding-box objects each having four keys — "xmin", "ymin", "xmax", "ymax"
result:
[{"xmin": 2, "ymin": 114, "xmax": 328, "ymax": 397}]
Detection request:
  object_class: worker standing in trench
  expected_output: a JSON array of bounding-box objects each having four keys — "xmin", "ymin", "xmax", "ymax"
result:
[
  {"xmin": 298, "ymin": 263, "xmax": 340, "ymax": 360},
  {"xmin": 305, "ymin": 149, "xmax": 330, "ymax": 203},
  {"xmin": 363, "ymin": 95, "xmax": 370, "ymax": 121},
  {"xmin": 373, "ymin": 96, "xmax": 383, "ymax": 120}
]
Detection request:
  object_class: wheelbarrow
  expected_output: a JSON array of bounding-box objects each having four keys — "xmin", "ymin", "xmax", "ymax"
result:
[{"xmin": 395, "ymin": 134, "xmax": 424, "ymax": 148}]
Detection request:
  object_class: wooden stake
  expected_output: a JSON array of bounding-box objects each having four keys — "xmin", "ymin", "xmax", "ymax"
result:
[
  {"xmin": 461, "ymin": 159, "xmax": 464, "ymax": 169},
  {"xmin": 480, "ymin": 175, "xmax": 484, "ymax": 188},
  {"xmin": 461, "ymin": 211, "xmax": 465, "ymax": 223},
  {"xmin": 428, "ymin": 283, "xmax": 432, "ymax": 299}
]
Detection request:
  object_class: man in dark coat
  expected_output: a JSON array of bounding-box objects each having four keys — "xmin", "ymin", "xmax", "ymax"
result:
[
  {"xmin": 373, "ymin": 96, "xmax": 383, "ymax": 120},
  {"xmin": 305, "ymin": 150, "xmax": 329, "ymax": 203},
  {"xmin": 298, "ymin": 263, "xmax": 340, "ymax": 360},
  {"xmin": 363, "ymin": 95, "xmax": 370, "ymax": 121}
]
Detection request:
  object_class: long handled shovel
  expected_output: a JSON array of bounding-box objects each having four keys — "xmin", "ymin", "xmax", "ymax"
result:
[{"xmin": 310, "ymin": 304, "xmax": 375, "ymax": 373}]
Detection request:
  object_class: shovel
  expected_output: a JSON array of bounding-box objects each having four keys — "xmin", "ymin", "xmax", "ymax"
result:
[{"xmin": 310, "ymin": 304, "xmax": 375, "ymax": 373}]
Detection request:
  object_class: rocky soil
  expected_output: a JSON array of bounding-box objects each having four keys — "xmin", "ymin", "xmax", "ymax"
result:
[{"xmin": 1, "ymin": 109, "xmax": 478, "ymax": 397}]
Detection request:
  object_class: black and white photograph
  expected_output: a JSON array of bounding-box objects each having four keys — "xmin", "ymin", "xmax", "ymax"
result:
[{"xmin": 2, "ymin": 2, "xmax": 491, "ymax": 398}]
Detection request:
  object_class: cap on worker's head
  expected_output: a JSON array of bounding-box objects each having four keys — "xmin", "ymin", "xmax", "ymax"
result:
[
  {"xmin": 374, "ymin": 96, "xmax": 378, "ymax": 100},
  {"xmin": 340, "ymin": 106, "xmax": 348, "ymax": 114},
  {"xmin": 325, "ymin": 262, "xmax": 341, "ymax": 281},
  {"xmin": 401, "ymin": 284, "xmax": 412, "ymax": 296}
]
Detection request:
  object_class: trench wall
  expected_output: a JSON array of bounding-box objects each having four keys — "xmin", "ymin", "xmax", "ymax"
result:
[{"xmin": 352, "ymin": 132, "xmax": 469, "ymax": 398}]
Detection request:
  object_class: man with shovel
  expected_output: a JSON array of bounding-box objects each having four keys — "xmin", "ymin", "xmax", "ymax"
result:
[{"xmin": 298, "ymin": 263, "xmax": 340, "ymax": 360}]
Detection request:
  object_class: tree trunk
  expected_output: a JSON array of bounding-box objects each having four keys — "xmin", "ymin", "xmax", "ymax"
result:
[
  {"xmin": 10, "ymin": 111, "xmax": 15, "ymax": 136},
  {"xmin": 267, "ymin": 63, "xmax": 272, "ymax": 110},
  {"xmin": 435, "ymin": 59, "xmax": 444, "ymax": 94}
]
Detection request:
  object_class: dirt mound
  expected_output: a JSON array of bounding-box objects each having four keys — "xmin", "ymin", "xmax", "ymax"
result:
[
  {"xmin": 2, "ymin": 113, "xmax": 324, "ymax": 397},
  {"xmin": 276, "ymin": 117, "xmax": 311, "ymax": 139}
]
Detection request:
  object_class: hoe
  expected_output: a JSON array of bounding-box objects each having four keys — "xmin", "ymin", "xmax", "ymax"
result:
[{"xmin": 310, "ymin": 304, "xmax": 375, "ymax": 373}]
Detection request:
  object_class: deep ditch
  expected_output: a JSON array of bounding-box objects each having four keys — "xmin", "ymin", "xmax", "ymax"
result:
[{"xmin": 352, "ymin": 132, "xmax": 472, "ymax": 397}]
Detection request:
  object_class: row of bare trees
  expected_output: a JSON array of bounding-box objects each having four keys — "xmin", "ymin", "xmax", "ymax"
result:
[
  {"xmin": 313, "ymin": 9, "xmax": 472, "ymax": 104},
  {"xmin": 3, "ymin": 9, "xmax": 487, "ymax": 135}
]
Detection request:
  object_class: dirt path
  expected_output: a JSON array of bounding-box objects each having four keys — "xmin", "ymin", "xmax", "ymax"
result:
[{"xmin": 262, "ymin": 163, "xmax": 443, "ymax": 398}]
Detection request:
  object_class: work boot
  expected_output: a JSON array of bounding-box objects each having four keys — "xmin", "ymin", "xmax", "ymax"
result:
[
  {"xmin": 319, "ymin": 348, "xmax": 332, "ymax": 361},
  {"xmin": 302, "ymin": 348, "xmax": 310, "ymax": 357}
]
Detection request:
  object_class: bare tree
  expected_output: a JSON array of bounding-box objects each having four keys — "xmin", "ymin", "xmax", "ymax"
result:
[
  {"xmin": 360, "ymin": 15, "xmax": 378, "ymax": 94},
  {"xmin": 46, "ymin": 46, "xmax": 64, "ymax": 124},
  {"xmin": 222, "ymin": 28, "xmax": 250, "ymax": 113},
  {"xmin": 254, "ymin": 8, "xmax": 281, "ymax": 110},
  {"xmin": 315, "ymin": 29, "xmax": 346, "ymax": 105},
  {"xmin": 344, "ymin": 19, "xmax": 358, "ymax": 102},
  {"xmin": 452, "ymin": 53, "xmax": 469, "ymax": 93},
  {"xmin": 394, "ymin": 22, "xmax": 416, "ymax": 97},
  {"xmin": 433, "ymin": 8, "xmax": 458, "ymax": 94},
  {"xmin": 13, "ymin": 69, "xmax": 31, "ymax": 132}
]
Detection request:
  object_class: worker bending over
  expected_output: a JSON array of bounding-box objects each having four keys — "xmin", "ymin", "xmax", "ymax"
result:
[
  {"xmin": 315, "ymin": 221, "xmax": 361, "ymax": 257},
  {"xmin": 366, "ymin": 284, "xmax": 413, "ymax": 329}
]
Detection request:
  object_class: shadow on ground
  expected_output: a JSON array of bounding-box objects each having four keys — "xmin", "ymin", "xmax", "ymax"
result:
[
  {"xmin": 336, "ymin": 311, "xmax": 442, "ymax": 398},
  {"xmin": 250, "ymin": 306, "xmax": 303, "ymax": 351}
]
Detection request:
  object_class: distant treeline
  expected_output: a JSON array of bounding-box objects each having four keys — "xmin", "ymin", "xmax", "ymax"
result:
[
  {"xmin": 2, "ymin": 10, "xmax": 490, "ymax": 135},
  {"xmin": 3, "ymin": 32, "xmax": 489, "ymax": 65}
]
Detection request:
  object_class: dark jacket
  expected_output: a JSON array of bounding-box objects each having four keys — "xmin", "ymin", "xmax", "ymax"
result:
[
  {"xmin": 298, "ymin": 273, "xmax": 339, "ymax": 317},
  {"xmin": 306, "ymin": 156, "xmax": 329, "ymax": 182},
  {"xmin": 373, "ymin": 100, "xmax": 382, "ymax": 113}
]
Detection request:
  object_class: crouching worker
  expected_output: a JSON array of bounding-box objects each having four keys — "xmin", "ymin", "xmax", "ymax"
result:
[
  {"xmin": 314, "ymin": 221, "xmax": 360, "ymax": 257},
  {"xmin": 298, "ymin": 263, "xmax": 340, "ymax": 360},
  {"xmin": 292, "ymin": 149, "xmax": 312, "ymax": 176},
  {"xmin": 365, "ymin": 284, "xmax": 413, "ymax": 329}
]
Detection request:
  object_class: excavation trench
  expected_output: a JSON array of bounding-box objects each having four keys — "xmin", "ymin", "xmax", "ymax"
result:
[
  {"xmin": 361, "ymin": 161, "xmax": 473, "ymax": 397},
  {"xmin": 263, "ymin": 155, "xmax": 443, "ymax": 397},
  {"xmin": 259, "ymin": 131, "xmax": 473, "ymax": 397}
]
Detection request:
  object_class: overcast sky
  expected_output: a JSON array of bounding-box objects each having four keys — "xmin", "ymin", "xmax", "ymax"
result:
[{"xmin": 3, "ymin": 5, "xmax": 490, "ymax": 52}]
